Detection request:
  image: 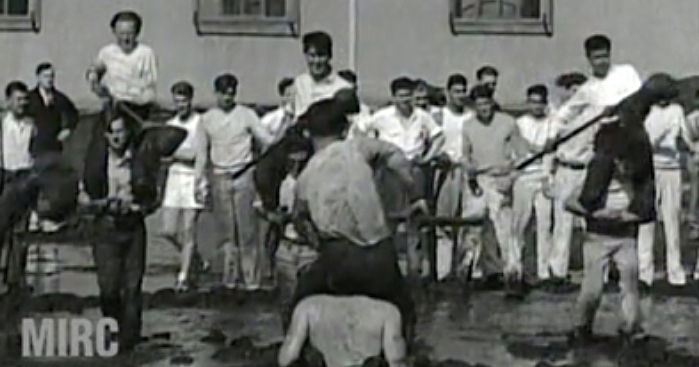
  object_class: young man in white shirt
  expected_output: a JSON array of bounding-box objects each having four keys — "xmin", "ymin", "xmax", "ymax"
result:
[
  {"xmin": 431, "ymin": 74, "xmax": 475, "ymax": 281},
  {"xmin": 261, "ymin": 78, "xmax": 295, "ymax": 140},
  {"xmin": 637, "ymin": 91, "xmax": 689, "ymax": 288},
  {"xmin": 2, "ymin": 82, "xmax": 36, "ymax": 186},
  {"xmin": 548, "ymin": 35, "xmax": 642, "ymax": 289},
  {"xmin": 87, "ymin": 11, "xmax": 158, "ymax": 123},
  {"xmin": 358, "ymin": 77, "xmax": 445, "ymax": 278},
  {"xmin": 292, "ymin": 31, "xmax": 352, "ymax": 120},
  {"xmin": 510, "ymin": 85, "xmax": 556, "ymax": 291},
  {"xmin": 461, "ymin": 85, "xmax": 527, "ymax": 288},
  {"xmin": 160, "ymin": 82, "xmax": 204, "ymax": 292},
  {"xmin": 338, "ymin": 69, "xmax": 372, "ymax": 139},
  {"xmin": 0, "ymin": 82, "xmax": 37, "ymax": 287},
  {"xmin": 194, "ymin": 74, "xmax": 276, "ymax": 290}
]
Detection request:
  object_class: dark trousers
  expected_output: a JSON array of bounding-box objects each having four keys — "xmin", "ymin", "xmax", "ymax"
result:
[
  {"xmin": 285, "ymin": 237, "xmax": 416, "ymax": 342},
  {"xmin": 90, "ymin": 214, "xmax": 146, "ymax": 351},
  {"xmin": 580, "ymin": 123, "xmax": 656, "ymax": 221},
  {"xmin": 1, "ymin": 169, "xmax": 32, "ymax": 288}
]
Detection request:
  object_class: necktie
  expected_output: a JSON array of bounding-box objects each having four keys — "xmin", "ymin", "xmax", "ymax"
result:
[{"xmin": 44, "ymin": 91, "xmax": 54, "ymax": 106}]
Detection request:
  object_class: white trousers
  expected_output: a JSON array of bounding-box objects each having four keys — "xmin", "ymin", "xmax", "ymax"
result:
[
  {"xmin": 550, "ymin": 167, "xmax": 586, "ymax": 278},
  {"xmin": 638, "ymin": 168, "xmax": 686, "ymax": 285},
  {"xmin": 510, "ymin": 172, "xmax": 553, "ymax": 279}
]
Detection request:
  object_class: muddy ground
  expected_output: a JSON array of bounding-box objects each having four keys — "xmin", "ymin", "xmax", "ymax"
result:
[
  {"xmin": 1, "ymin": 208, "xmax": 698, "ymax": 367},
  {"xmin": 1, "ymin": 116, "xmax": 699, "ymax": 366}
]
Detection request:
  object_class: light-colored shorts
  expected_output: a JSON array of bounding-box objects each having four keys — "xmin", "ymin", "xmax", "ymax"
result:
[{"xmin": 162, "ymin": 170, "xmax": 203, "ymax": 210}]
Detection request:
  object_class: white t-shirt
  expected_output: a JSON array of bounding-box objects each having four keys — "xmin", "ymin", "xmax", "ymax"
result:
[
  {"xmin": 361, "ymin": 105, "xmax": 442, "ymax": 161},
  {"xmin": 437, "ymin": 106, "xmax": 474, "ymax": 163},
  {"xmin": 293, "ymin": 72, "xmax": 352, "ymax": 119},
  {"xmin": 96, "ymin": 43, "xmax": 158, "ymax": 105}
]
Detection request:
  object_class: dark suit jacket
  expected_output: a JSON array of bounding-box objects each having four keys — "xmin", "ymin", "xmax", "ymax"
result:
[{"xmin": 27, "ymin": 86, "xmax": 79, "ymax": 155}]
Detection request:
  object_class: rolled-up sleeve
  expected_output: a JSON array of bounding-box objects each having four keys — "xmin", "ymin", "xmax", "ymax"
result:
[{"xmin": 355, "ymin": 138, "xmax": 423, "ymax": 201}]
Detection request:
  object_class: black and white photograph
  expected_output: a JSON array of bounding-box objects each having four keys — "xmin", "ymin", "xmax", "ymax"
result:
[{"xmin": 0, "ymin": 0, "xmax": 699, "ymax": 366}]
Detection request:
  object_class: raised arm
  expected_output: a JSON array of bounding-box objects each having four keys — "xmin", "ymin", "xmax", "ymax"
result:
[{"xmin": 278, "ymin": 304, "xmax": 310, "ymax": 367}]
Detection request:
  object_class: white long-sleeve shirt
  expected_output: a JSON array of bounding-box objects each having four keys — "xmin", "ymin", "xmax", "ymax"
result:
[
  {"xmin": 552, "ymin": 64, "xmax": 643, "ymax": 165},
  {"xmin": 96, "ymin": 43, "xmax": 158, "ymax": 105},
  {"xmin": 644, "ymin": 103, "xmax": 689, "ymax": 169}
]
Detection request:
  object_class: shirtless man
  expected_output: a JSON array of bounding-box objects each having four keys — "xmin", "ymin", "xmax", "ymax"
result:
[{"xmin": 279, "ymin": 295, "xmax": 407, "ymax": 367}]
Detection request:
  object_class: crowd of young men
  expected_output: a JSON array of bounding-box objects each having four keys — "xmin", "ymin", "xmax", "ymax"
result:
[{"xmin": 3, "ymin": 8, "xmax": 699, "ymax": 364}]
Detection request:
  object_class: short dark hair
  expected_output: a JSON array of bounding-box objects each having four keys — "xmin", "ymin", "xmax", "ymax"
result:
[
  {"xmin": 527, "ymin": 84, "xmax": 548, "ymax": 101},
  {"xmin": 447, "ymin": 73, "xmax": 468, "ymax": 89},
  {"xmin": 171, "ymin": 81, "xmax": 194, "ymax": 99},
  {"xmin": 390, "ymin": 77, "xmax": 415, "ymax": 95},
  {"xmin": 5, "ymin": 81, "xmax": 28, "ymax": 98},
  {"xmin": 105, "ymin": 113, "xmax": 135, "ymax": 136},
  {"xmin": 584, "ymin": 34, "xmax": 611, "ymax": 55},
  {"xmin": 476, "ymin": 66, "xmax": 499, "ymax": 80},
  {"xmin": 214, "ymin": 73, "xmax": 238, "ymax": 93},
  {"xmin": 303, "ymin": 31, "xmax": 333, "ymax": 58},
  {"xmin": 338, "ymin": 69, "xmax": 357, "ymax": 85},
  {"xmin": 555, "ymin": 72, "xmax": 588, "ymax": 89},
  {"xmin": 277, "ymin": 77, "xmax": 295, "ymax": 96},
  {"xmin": 110, "ymin": 11, "xmax": 143, "ymax": 34},
  {"xmin": 413, "ymin": 79, "xmax": 429, "ymax": 91},
  {"xmin": 470, "ymin": 84, "xmax": 493, "ymax": 100},
  {"xmin": 301, "ymin": 99, "xmax": 348, "ymax": 138},
  {"xmin": 36, "ymin": 62, "xmax": 53, "ymax": 75}
]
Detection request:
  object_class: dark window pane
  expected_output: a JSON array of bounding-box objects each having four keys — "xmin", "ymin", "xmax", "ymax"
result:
[
  {"xmin": 265, "ymin": 0, "xmax": 285, "ymax": 17},
  {"xmin": 520, "ymin": 0, "xmax": 540, "ymax": 18},
  {"xmin": 0, "ymin": 0, "xmax": 5, "ymax": 15},
  {"xmin": 243, "ymin": 0, "xmax": 262, "ymax": 15},
  {"xmin": 222, "ymin": 0, "xmax": 242, "ymax": 15},
  {"xmin": 8, "ymin": 0, "xmax": 28, "ymax": 15},
  {"xmin": 457, "ymin": 0, "xmax": 541, "ymax": 19}
]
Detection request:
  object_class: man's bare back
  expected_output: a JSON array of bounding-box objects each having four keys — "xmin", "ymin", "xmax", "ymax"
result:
[{"xmin": 279, "ymin": 295, "xmax": 407, "ymax": 367}]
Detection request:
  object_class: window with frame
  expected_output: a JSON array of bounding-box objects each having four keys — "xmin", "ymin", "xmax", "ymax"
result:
[
  {"xmin": 194, "ymin": 0, "xmax": 300, "ymax": 37},
  {"xmin": 449, "ymin": 0, "xmax": 552, "ymax": 36},
  {"xmin": 0, "ymin": 0, "xmax": 41, "ymax": 32}
]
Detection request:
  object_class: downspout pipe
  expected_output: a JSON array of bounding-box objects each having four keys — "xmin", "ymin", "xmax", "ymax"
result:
[{"xmin": 348, "ymin": 0, "xmax": 357, "ymax": 71}]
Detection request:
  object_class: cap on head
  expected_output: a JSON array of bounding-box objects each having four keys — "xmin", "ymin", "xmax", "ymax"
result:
[
  {"xmin": 584, "ymin": 34, "xmax": 611, "ymax": 55},
  {"xmin": 214, "ymin": 73, "xmax": 238, "ymax": 94},
  {"xmin": 303, "ymin": 31, "xmax": 333, "ymax": 58}
]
